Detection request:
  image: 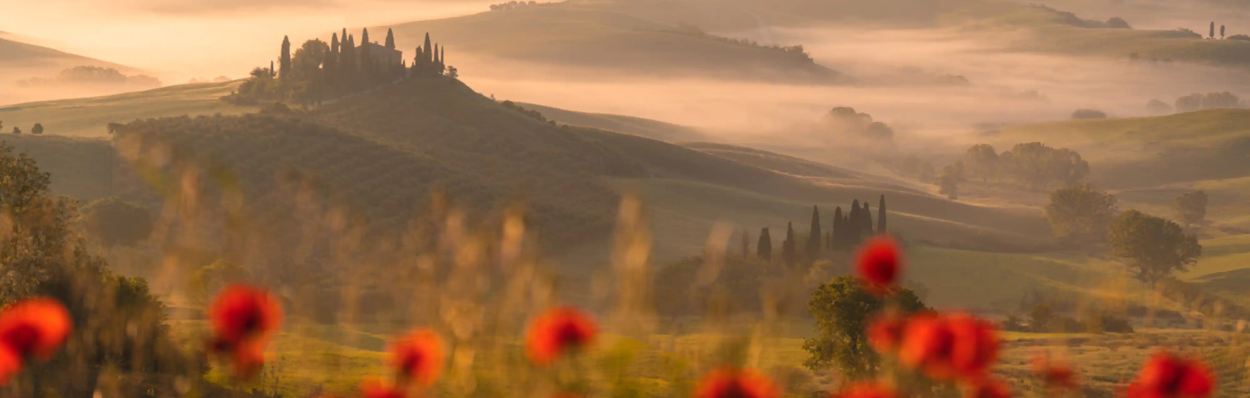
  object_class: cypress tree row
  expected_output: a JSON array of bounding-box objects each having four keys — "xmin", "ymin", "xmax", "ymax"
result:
[
  {"xmin": 806, "ymin": 205, "xmax": 822, "ymax": 259},
  {"xmin": 878, "ymin": 195, "xmax": 887, "ymax": 233},
  {"xmin": 757, "ymin": 228, "xmax": 772, "ymax": 261}
]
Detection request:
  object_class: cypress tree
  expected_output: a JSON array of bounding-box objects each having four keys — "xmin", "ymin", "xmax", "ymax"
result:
[
  {"xmin": 832, "ymin": 206, "xmax": 844, "ymax": 250},
  {"xmin": 849, "ymin": 200, "xmax": 862, "ymax": 244},
  {"xmin": 279, "ymin": 36, "xmax": 291, "ymax": 78},
  {"xmin": 878, "ymin": 195, "xmax": 887, "ymax": 233},
  {"xmin": 424, "ymin": 33, "xmax": 433, "ymax": 65},
  {"xmin": 440, "ymin": 46, "xmax": 446, "ymax": 71},
  {"xmin": 360, "ymin": 29, "xmax": 372, "ymax": 79},
  {"xmin": 806, "ymin": 205, "xmax": 822, "ymax": 259},
  {"xmin": 757, "ymin": 228, "xmax": 772, "ymax": 261},
  {"xmin": 782, "ymin": 222, "xmax": 797, "ymax": 267},
  {"xmin": 825, "ymin": 231, "xmax": 831, "ymax": 249},
  {"xmin": 434, "ymin": 44, "xmax": 440, "ymax": 66},
  {"xmin": 385, "ymin": 28, "xmax": 396, "ymax": 49},
  {"xmin": 862, "ymin": 202, "xmax": 874, "ymax": 236}
]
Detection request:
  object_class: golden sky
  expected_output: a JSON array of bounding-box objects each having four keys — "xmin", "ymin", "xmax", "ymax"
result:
[{"xmin": 0, "ymin": 0, "xmax": 490, "ymax": 81}]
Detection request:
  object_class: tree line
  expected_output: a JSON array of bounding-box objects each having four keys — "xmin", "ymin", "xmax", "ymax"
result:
[
  {"xmin": 961, "ymin": 142, "xmax": 1090, "ymax": 191},
  {"xmin": 746, "ymin": 195, "xmax": 889, "ymax": 268},
  {"xmin": 225, "ymin": 28, "xmax": 455, "ymax": 105}
]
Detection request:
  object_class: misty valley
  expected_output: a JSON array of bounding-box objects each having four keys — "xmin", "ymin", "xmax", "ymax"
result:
[{"xmin": 1, "ymin": 0, "xmax": 1250, "ymax": 397}]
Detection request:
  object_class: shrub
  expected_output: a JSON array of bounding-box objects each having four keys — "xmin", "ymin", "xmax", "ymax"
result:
[
  {"xmin": 1071, "ymin": 109, "xmax": 1107, "ymax": 119},
  {"xmin": 1230, "ymin": 34, "xmax": 1250, "ymax": 41}
]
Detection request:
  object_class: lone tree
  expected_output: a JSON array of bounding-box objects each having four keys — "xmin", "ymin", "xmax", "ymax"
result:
[
  {"xmin": 1107, "ymin": 210, "xmax": 1202, "ymax": 286},
  {"xmin": 757, "ymin": 227, "xmax": 772, "ymax": 261},
  {"xmin": 803, "ymin": 276, "xmax": 927, "ymax": 380},
  {"xmin": 1221, "ymin": 25, "xmax": 1226, "ymax": 39},
  {"xmin": 31, "ymin": 123, "xmax": 43, "ymax": 135},
  {"xmin": 1210, "ymin": 22, "xmax": 1216, "ymax": 39},
  {"xmin": 11, "ymin": 126, "xmax": 21, "ymax": 135},
  {"xmin": 962, "ymin": 144, "xmax": 999, "ymax": 183},
  {"xmin": 1045, "ymin": 183, "xmax": 1118, "ymax": 243},
  {"xmin": 1173, "ymin": 190, "xmax": 1208, "ymax": 228},
  {"xmin": 81, "ymin": 197, "xmax": 154, "ymax": 248}
]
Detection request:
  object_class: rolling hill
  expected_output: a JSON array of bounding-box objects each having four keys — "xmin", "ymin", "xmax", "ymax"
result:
[
  {"xmin": 0, "ymin": 36, "xmax": 145, "ymax": 105},
  {"xmin": 0, "ymin": 81, "xmax": 252, "ymax": 138},
  {"xmin": 11, "ymin": 76, "xmax": 1050, "ymax": 263},
  {"xmin": 382, "ymin": 4, "xmax": 842, "ymax": 83}
]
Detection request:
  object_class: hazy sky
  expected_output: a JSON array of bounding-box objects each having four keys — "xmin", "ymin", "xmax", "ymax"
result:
[{"xmin": 0, "ymin": 0, "xmax": 491, "ymax": 81}]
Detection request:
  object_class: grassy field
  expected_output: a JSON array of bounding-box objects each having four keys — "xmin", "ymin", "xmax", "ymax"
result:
[{"xmin": 0, "ymin": 81, "xmax": 250, "ymax": 138}]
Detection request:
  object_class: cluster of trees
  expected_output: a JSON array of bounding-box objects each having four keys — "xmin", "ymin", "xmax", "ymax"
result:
[
  {"xmin": 1005, "ymin": 294, "xmax": 1134, "ymax": 334},
  {"xmin": 1044, "ymin": 183, "xmax": 1204, "ymax": 287},
  {"xmin": 227, "ymin": 28, "xmax": 454, "ymax": 105},
  {"xmin": 489, "ymin": 1, "xmax": 542, "ymax": 10},
  {"xmin": 1174, "ymin": 91, "xmax": 1245, "ymax": 112},
  {"xmin": 15, "ymin": 66, "xmax": 161, "ymax": 88},
  {"xmin": 0, "ymin": 143, "xmax": 203, "ymax": 397},
  {"xmin": 961, "ymin": 142, "xmax": 1090, "ymax": 191},
  {"xmin": 1070, "ymin": 108, "xmax": 1107, "ymax": 119},
  {"xmin": 669, "ymin": 23, "xmax": 815, "ymax": 63},
  {"xmin": 1, "ymin": 120, "xmax": 45, "ymax": 135},
  {"xmin": 821, "ymin": 107, "xmax": 895, "ymax": 142},
  {"xmin": 748, "ymin": 196, "xmax": 889, "ymax": 267}
]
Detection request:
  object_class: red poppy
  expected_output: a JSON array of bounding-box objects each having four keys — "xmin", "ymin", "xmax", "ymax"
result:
[
  {"xmin": 867, "ymin": 312, "xmax": 908, "ymax": 354},
  {"xmin": 208, "ymin": 285, "xmax": 282, "ymax": 347},
  {"xmin": 898, "ymin": 313, "xmax": 998, "ymax": 382},
  {"xmin": 525, "ymin": 307, "xmax": 597, "ymax": 365},
  {"xmin": 964, "ymin": 378, "xmax": 1012, "ymax": 398},
  {"xmin": 694, "ymin": 367, "xmax": 781, "ymax": 398},
  {"xmin": 856, "ymin": 237, "xmax": 903, "ymax": 296},
  {"xmin": 362, "ymin": 379, "xmax": 407, "ymax": 398},
  {"xmin": 390, "ymin": 328, "xmax": 445, "ymax": 386},
  {"xmin": 1126, "ymin": 352, "xmax": 1213, "ymax": 398},
  {"xmin": 0, "ymin": 298, "xmax": 73, "ymax": 360},
  {"xmin": 834, "ymin": 382, "xmax": 900, "ymax": 398},
  {"xmin": 1032, "ymin": 353, "xmax": 1079, "ymax": 390},
  {"xmin": 207, "ymin": 285, "xmax": 282, "ymax": 377}
]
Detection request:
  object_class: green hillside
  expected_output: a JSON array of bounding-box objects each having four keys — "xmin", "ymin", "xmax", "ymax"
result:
[
  {"xmin": 384, "ymin": 4, "xmax": 841, "ymax": 83},
  {"xmin": 0, "ymin": 81, "xmax": 251, "ymax": 138},
  {"xmin": 515, "ymin": 102, "xmax": 707, "ymax": 142}
]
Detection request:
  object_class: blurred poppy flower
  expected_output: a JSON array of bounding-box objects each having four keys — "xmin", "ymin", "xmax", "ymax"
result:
[
  {"xmin": 867, "ymin": 312, "xmax": 908, "ymax": 354},
  {"xmin": 856, "ymin": 237, "xmax": 902, "ymax": 296},
  {"xmin": 208, "ymin": 285, "xmax": 282, "ymax": 347},
  {"xmin": 0, "ymin": 346, "xmax": 20, "ymax": 386},
  {"xmin": 834, "ymin": 382, "xmax": 900, "ymax": 398},
  {"xmin": 899, "ymin": 313, "xmax": 998, "ymax": 382},
  {"xmin": 1032, "ymin": 353, "xmax": 1079, "ymax": 390},
  {"xmin": 525, "ymin": 307, "xmax": 597, "ymax": 365},
  {"xmin": 362, "ymin": 379, "xmax": 406, "ymax": 398},
  {"xmin": 964, "ymin": 377, "xmax": 1012, "ymax": 398},
  {"xmin": 390, "ymin": 328, "xmax": 445, "ymax": 386},
  {"xmin": 207, "ymin": 285, "xmax": 282, "ymax": 377},
  {"xmin": 1126, "ymin": 352, "xmax": 1213, "ymax": 398},
  {"xmin": 694, "ymin": 367, "xmax": 781, "ymax": 398},
  {"xmin": 0, "ymin": 298, "xmax": 73, "ymax": 360}
]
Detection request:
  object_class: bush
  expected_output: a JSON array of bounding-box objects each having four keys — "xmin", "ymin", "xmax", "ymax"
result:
[
  {"xmin": 1106, "ymin": 17, "xmax": 1132, "ymax": 29},
  {"xmin": 1071, "ymin": 109, "xmax": 1107, "ymax": 119},
  {"xmin": 1230, "ymin": 34, "xmax": 1250, "ymax": 41}
]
